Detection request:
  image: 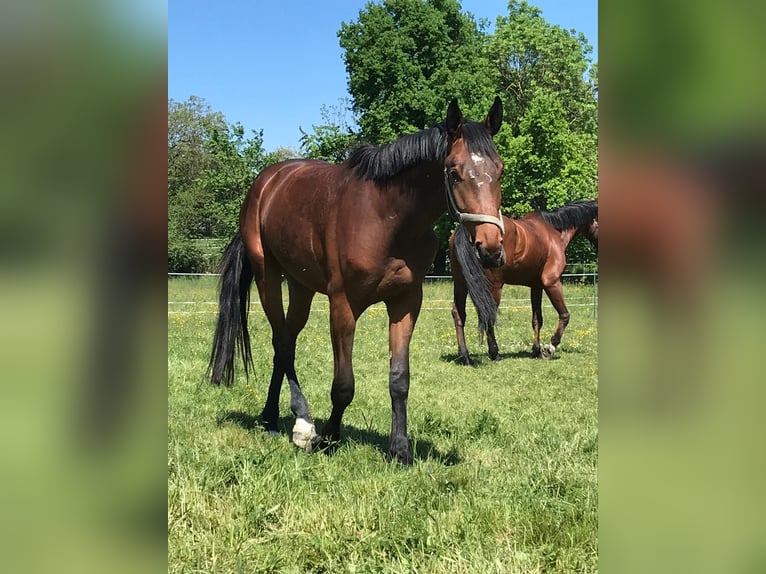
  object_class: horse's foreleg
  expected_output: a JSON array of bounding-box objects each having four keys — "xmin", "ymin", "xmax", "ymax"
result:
[
  {"xmin": 385, "ymin": 287, "xmax": 422, "ymax": 465},
  {"xmin": 543, "ymin": 281, "xmax": 569, "ymax": 359},
  {"xmin": 451, "ymin": 275, "xmax": 472, "ymax": 366},
  {"xmin": 486, "ymin": 281, "xmax": 503, "ymax": 361},
  {"xmin": 311, "ymin": 294, "xmax": 357, "ymax": 452},
  {"xmin": 530, "ymin": 286, "xmax": 544, "ymax": 358}
]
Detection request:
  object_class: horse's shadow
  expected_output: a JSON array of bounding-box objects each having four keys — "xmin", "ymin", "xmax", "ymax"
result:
[
  {"xmin": 440, "ymin": 348, "xmax": 580, "ymax": 364},
  {"xmin": 440, "ymin": 350, "xmax": 533, "ymax": 364},
  {"xmin": 217, "ymin": 410, "xmax": 461, "ymax": 466}
]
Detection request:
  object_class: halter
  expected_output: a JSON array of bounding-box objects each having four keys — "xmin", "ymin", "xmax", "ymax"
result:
[{"xmin": 444, "ymin": 168, "xmax": 505, "ymax": 235}]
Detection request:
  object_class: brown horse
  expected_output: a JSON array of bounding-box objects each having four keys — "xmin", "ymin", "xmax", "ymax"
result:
[
  {"xmin": 208, "ymin": 98, "xmax": 505, "ymax": 464},
  {"xmin": 451, "ymin": 199, "xmax": 598, "ymax": 365}
]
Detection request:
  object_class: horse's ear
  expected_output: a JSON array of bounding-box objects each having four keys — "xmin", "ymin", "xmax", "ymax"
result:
[
  {"xmin": 446, "ymin": 98, "xmax": 463, "ymax": 138},
  {"xmin": 484, "ymin": 96, "xmax": 503, "ymax": 136}
]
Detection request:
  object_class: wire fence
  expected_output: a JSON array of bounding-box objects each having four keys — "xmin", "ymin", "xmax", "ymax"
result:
[
  {"xmin": 168, "ymin": 265, "xmax": 598, "ymax": 317},
  {"xmin": 167, "ymin": 265, "xmax": 599, "ymax": 280}
]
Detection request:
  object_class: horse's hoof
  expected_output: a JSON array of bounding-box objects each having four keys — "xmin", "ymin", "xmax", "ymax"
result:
[
  {"xmin": 541, "ymin": 344, "xmax": 556, "ymax": 359},
  {"xmin": 388, "ymin": 437, "xmax": 413, "ymax": 465},
  {"xmin": 392, "ymin": 451, "xmax": 413, "ymax": 465},
  {"xmin": 532, "ymin": 347, "xmax": 542, "ymax": 358},
  {"xmin": 291, "ymin": 418, "xmax": 316, "ymax": 450},
  {"xmin": 458, "ymin": 355, "xmax": 473, "ymax": 366}
]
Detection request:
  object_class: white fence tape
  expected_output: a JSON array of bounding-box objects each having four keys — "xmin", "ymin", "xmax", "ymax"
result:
[{"xmin": 168, "ymin": 268, "xmax": 598, "ymax": 316}]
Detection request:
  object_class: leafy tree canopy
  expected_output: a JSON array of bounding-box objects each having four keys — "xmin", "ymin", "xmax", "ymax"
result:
[
  {"xmin": 168, "ymin": 97, "xmax": 268, "ymax": 243},
  {"xmin": 168, "ymin": 1, "xmax": 598, "ymax": 270},
  {"xmin": 338, "ymin": 0, "xmax": 496, "ymax": 144},
  {"xmin": 337, "ymin": 0, "xmax": 598, "ymax": 266}
]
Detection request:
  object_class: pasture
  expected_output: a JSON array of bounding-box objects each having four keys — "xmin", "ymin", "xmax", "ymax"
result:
[{"xmin": 168, "ymin": 276, "xmax": 597, "ymax": 573}]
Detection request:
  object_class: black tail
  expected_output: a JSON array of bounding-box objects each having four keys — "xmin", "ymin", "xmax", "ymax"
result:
[
  {"xmin": 207, "ymin": 233, "xmax": 254, "ymax": 386},
  {"xmin": 452, "ymin": 225, "xmax": 497, "ymax": 341},
  {"xmin": 539, "ymin": 199, "xmax": 598, "ymax": 232}
]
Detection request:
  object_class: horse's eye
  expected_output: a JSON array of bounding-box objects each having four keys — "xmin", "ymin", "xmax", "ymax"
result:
[{"xmin": 449, "ymin": 169, "xmax": 461, "ymax": 183}]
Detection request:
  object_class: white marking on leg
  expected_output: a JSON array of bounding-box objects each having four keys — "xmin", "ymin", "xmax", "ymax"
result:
[
  {"xmin": 292, "ymin": 417, "xmax": 316, "ymax": 449},
  {"xmin": 542, "ymin": 344, "xmax": 556, "ymax": 358}
]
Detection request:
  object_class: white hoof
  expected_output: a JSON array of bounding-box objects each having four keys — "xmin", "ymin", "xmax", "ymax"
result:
[
  {"xmin": 291, "ymin": 418, "xmax": 316, "ymax": 450},
  {"xmin": 542, "ymin": 344, "xmax": 556, "ymax": 359}
]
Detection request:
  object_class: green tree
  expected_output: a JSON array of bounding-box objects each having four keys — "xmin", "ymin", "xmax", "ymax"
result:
[
  {"xmin": 264, "ymin": 146, "xmax": 301, "ymax": 166},
  {"xmin": 168, "ymin": 96, "xmax": 226, "ymax": 198},
  {"xmin": 168, "ymin": 97, "xmax": 269, "ymax": 271},
  {"xmin": 193, "ymin": 123, "xmax": 268, "ymax": 238},
  {"xmin": 337, "ymin": 0, "xmax": 597, "ymax": 270},
  {"xmin": 169, "ymin": 120, "xmax": 267, "ymax": 240},
  {"xmin": 489, "ymin": 1, "xmax": 598, "ymax": 215},
  {"xmin": 338, "ymin": 0, "xmax": 495, "ymax": 144},
  {"xmin": 299, "ymin": 100, "xmax": 359, "ymax": 162}
]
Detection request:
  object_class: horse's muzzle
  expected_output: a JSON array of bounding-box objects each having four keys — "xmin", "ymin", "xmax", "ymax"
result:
[{"xmin": 475, "ymin": 242, "xmax": 505, "ymax": 268}]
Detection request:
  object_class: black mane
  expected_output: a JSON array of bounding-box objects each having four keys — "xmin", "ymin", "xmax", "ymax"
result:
[
  {"xmin": 538, "ymin": 199, "xmax": 598, "ymax": 232},
  {"xmin": 347, "ymin": 121, "xmax": 500, "ymax": 182}
]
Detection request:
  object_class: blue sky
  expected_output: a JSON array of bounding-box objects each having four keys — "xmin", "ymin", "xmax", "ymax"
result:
[{"xmin": 168, "ymin": 0, "xmax": 597, "ymax": 152}]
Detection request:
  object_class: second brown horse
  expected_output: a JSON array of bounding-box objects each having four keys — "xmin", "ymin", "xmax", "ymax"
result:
[{"xmin": 451, "ymin": 199, "xmax": 598, "ymax": 364}]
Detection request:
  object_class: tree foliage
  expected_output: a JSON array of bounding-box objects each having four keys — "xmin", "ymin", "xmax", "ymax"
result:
[
  {"xmin": 299, "ymin": 100, "xmax": 360, "ymax": 162},
  {"xmin": 338, "ymin": 0, "xmax": 495, "ymax": 144},
  {"xmin": 168, "ymin": 1, "xmax": 598, "ymax": 271},
  {"xmin": 168, "ymin": 96, "xmax": 226, "ymax": 198},
  {"xmin": 337, "ymin": 0, "xmax": 598, "ymax": 267},
  {"xmin": 488, "ymin": 1, "xmax": 597, "ymax": 215},
  {"xmin": 168, "ymin": 97, "xmax": 269, "ymax": 271}
]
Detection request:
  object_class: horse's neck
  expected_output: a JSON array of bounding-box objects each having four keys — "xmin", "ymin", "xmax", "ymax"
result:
[
  {"xmin": 559, "ymin": 225, "xmax": 580, "ymax": 248},
  {"xmin": 504, "ymin": 220, "xmax": 522, "ymax": 257},
  {"xmin": 394, "ymin": 164, "xmax": 446, "ymax": 227}
]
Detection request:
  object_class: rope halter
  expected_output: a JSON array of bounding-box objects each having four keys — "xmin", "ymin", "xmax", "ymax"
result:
[{"xmin": 444, "ymin": 168, "xmax": 504, "ymax": 235}]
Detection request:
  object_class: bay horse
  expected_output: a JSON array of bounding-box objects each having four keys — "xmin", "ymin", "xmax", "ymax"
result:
[
  {"xmin": 208, "ymin": 98, "xmax": 505, "ymax": 464},
  {"xmin": 451, "ymin": 199, "xmax": 598, "ymax": 365}
]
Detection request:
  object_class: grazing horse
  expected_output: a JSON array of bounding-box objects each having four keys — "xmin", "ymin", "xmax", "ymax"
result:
[
  {"xmin": 208, "ymin": 98, "xmax": 505, "ymax": 464},
  {"xmin": 451, "ymin": 199, "xmax": 598, "ymax": 364}
]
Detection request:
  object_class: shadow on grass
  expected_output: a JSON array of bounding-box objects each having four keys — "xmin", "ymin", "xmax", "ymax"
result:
[
  {"xmin": 440, "ymin": 350, "xmax": 532, "ymax": 364},
  {"xmin": 439, "ymin": 348, "xmax": 587, "ymax": 363},
  {"xmin": 218, "ymin": 410, "xmax": 461, "ymax": 466}
]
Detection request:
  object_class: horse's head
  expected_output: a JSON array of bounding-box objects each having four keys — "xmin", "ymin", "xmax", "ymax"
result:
[{"xmin": 444, "ymin": 97, "xmax": 505, "ymax": 268}]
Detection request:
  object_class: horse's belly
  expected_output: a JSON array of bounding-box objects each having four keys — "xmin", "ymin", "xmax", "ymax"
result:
[{"xmin": 259, "ymin": 225, "xmax": 328, "ymax": 293}]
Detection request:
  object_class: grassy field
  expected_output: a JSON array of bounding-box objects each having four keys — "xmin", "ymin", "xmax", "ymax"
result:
[{"xmin": 168, "ymin": 277, "xmax": 598, "ymax": 573}]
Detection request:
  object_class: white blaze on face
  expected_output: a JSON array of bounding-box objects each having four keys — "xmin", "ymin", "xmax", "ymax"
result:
[{"xmin": 469, "ymin": 153, "xmax": 493, "ymax": 186}]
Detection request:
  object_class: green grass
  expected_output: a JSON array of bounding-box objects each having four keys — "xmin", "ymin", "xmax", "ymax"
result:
[{"xmin": 168, "ymin": 277, "xmax": 597, "ymax": 573}]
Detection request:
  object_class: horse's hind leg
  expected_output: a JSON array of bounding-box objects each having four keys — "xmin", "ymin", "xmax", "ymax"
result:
[
  {"xmin": 256, "ymin": 255, "xmax": 287, "ymax": 433},
  {"xmin": 530, "ymin": 286, "xmax": 544, "ymax": 358},
  {"xmin": 283, "ymin": 279, "xmax": 317, "ymax": 448},
  {"xmin": 257, "ymin": 259, "xmax": 316, "ymax": 445},
  {"xmin": 543, "ymin": 280, "xmax": 569, "ymax": 359}
]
